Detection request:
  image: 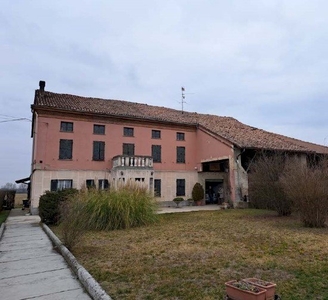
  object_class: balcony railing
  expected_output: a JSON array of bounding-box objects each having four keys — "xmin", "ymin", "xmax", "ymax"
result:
[{"xmin": 112, "ymin": 155, "xmax": 153, "ymax": 168}]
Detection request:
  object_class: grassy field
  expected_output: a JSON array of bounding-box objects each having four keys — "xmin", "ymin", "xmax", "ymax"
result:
[
  {"xmin": 15, "ymin": 193, "xmax": 28, "ymax": 208},
  {"xmin": 55, "ymin": 209, "xmax": 328, "ymax": 299}
]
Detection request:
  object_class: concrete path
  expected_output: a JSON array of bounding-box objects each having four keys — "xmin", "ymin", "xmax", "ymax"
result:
[
  {"xmin": 0, "ymin": 209, "xmax": 91, "ymax": 300},
  {"xmin": 157, "ymin": 204, "xmax": 221, "ymax": 214}
]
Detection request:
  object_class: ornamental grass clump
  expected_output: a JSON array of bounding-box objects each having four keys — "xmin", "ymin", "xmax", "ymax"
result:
[{"xmin": 61, "ymin": 183, "xmax": 158, "ymax": 233}]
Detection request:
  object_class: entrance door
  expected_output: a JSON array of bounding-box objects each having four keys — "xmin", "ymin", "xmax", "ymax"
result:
[{"xmin": 205, "ymin": 180, "xmax": 223, "ymax": 205}]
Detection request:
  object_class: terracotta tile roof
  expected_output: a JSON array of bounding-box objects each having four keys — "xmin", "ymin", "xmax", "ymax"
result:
[{"xmin": 33, "ymin": 90, "xmax": 328, "ymax": 154}]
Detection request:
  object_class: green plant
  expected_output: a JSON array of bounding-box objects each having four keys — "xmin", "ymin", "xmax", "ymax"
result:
[
  {"xmin": 61, "ymin": 183, "xmax": 159, "ymax": 232},
  {"xmin": 39, "ymin": 188, "xmax": 78, "ymax": 224},
  {"xmin": 191, "ymin": 183, "xmax": 204, "ymax": 202},
  {"xmin": 53, "ymin": 209, "xmax": 328, "ymax": 299},
  {"xmin": 173, "ymin": 197, "xmax": 184, "ymax": 207},
  {"xmin": 0, "ymin": 190, "xmax": 5, "ymax": 212},
  {"xmin": 0, "ymin": 210, "xmax": 10, "ymax": 225}
]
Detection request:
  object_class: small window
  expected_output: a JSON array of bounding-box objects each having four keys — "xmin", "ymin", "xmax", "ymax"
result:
[
  {"xmin": 177, "ymin": 146, "xmax": 185, "ymax": 163},
  {"xmin": 93, "ymin": 141, "xmax": 105, "ymax": 161},
  {"xmin": 94, "ymin": 124, "xmax": 105, "ymax": 135},
  {"xmin": 152, "ymin": 130, "xmax": 161, "ymax": 139},
  {"xmin": 86, "ymin": 179, "xmax": 95, "ymax": 189},
  {"xmin": 60, "ymin": 122, "xmax": 73, "ymax": 132},
  {"xmin": 124, "ymin": 127, "xmax": 134, "ymax": 137},
  {"xmin": 98, "ymin": 179, "xmax": 109, "ymax": 190},
  {"xmin": 50, "ymin": 179, "xmax": 73, "ymax": 191},
  {"xmin": 59, "ymin": 139, "xmax": 73, "ymax": 160},
  {"xmin": 176, "ymin": 179, "xmax": 185, "ymax": 196},
  {"xmin": 154, "ymin": 179, "xmax": 161, "ymax": 197},
  {"xmin": 176, "ymin": 132, "xmax": 185, "ymax": 141},
  {"xmin": 123, "ymin": 143, "xmax": 135, "ymax": 156},
  {"xmin": 152, "ymin": 145, "xmax": 161, "ymax": 163}
]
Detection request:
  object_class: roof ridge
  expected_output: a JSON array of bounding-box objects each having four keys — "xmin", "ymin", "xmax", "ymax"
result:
[{"xmin": 33, "ymin": 90, "xmax": 328, "ymax": 154}]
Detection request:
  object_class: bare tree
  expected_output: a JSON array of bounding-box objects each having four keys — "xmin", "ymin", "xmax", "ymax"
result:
[
  {"xmin": 1, "ymin": 182, "xmax": 17, "ymax": 190},
  {"xmin": 248, "ymin": 151, "xmax": 292, "ymax": 216}
]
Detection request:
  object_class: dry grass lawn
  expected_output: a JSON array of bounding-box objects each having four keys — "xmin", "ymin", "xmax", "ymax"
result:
[{"xmin": 55, "ymin": 209, "xmax": 328, "ymax": 299}]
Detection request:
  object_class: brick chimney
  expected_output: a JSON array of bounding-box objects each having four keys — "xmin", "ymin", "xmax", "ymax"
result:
[{"xmin": 39, "ymin": 80, "xmax": 46, "ymax": 92}]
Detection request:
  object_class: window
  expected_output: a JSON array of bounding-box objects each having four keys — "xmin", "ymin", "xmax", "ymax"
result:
[
  {"xmin": 154, "ymin": 179, "xmax": 161, "ymax": 197},
  {"xmin": 123, "ymin": 127, "xmax": 134, "ymax": 137},
  {"xmin": 123, "ymin": 143, "xmax": 135, "ymax": 156},
  {"xmin": 98, "ymin": 179, "xmax": 109, "ymax": 190},
  {"xmin": 86, "ymin": 179, "xmax": 95, "ymax": 189},
  {"xmin": 60, "ymin": 121, "xmax": 73, "ymax": 132},
  {"xmin": 50, "ymin": 179, "xmax": 73, "ymax": 191},
  {"xmin": 93, "ymin": 124, "xmax": 105, "ymax": 135},
  {"xmin": 177, "ymin": 146, "xmax": 185, "ymax": 163},
  {"xmin": 152, "ymin": 130, "xmax": 161, "ymax": 139},
  {"xmin": 176, "ymin": 132, "xmax": 185, "ymax": 141},
  {"xmin": 176, "ymin": 179, "xmax": 185, "ymax": 196},
  {"xmin": 59, "ymin": 139, "xmax": 73, "ymax": 159},
  {"xmin": 152, "ymin": 145, "xmax": 161, "ymax": 163},
  {"xmin": 93, "ymin": 141, "xmax": 105, "ymax": 161}
]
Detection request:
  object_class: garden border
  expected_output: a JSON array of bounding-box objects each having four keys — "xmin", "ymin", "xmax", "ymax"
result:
[
  {"xmin": 41, "ymin": 223, "xmax": 112, "ymax": 300},
  {"xmin": 0, "ymin": 223, "xmax": 5, "ymax": 240}
]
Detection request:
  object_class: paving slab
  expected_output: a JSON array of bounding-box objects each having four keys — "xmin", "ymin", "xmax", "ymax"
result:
[
  {"xmin": 0, "ymin": 209, "xmax": 91, "ymax": 300},
  {"xmin": 157, "ymin": 204, "xmax": 221, "ymax": 214}
]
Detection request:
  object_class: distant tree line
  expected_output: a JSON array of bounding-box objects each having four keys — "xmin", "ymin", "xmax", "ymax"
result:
[{"xmin": 1, "ymin": 182, "xmax": 27, "ymax": 193}]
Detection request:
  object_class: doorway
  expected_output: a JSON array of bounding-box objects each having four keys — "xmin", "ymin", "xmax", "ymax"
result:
[{"xmin": 205, "ymin": 180, "xmax": 223, "ymax": 205}]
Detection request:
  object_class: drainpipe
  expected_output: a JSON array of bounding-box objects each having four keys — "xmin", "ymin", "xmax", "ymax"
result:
[{"xmin": 236, "ymin": 148, "xmax": 246, "ymax": 202}]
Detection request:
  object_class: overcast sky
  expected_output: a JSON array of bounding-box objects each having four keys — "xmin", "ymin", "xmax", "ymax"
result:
[{"xmin": 1, "ymin": 0, "xmax": 328, "ymax": 186}]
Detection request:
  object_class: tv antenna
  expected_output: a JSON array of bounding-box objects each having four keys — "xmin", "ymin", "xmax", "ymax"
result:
[{"xmin": 180, "ymin": 87, "xmax": 186, "ymax": 113}]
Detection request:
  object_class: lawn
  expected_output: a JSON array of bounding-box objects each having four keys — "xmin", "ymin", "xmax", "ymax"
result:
[
  {"xmin": 0, "ymin": 210, "xmax": 10, "ymax": 226},
  {"xmin": 56, "ymin": 209, "xmax": 328, "ymax": 299}
]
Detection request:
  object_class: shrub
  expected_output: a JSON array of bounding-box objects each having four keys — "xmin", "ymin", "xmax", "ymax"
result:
[
  {"xmin": 192, "ymin": 183, "xmax": 204, "ymax": 202},
  {"xmin": 173, "ymin": 197, "xmax": 184, "ymax": 207},
  {"xmin": 0, "ymin": 190, "xmax": 5, "ymax": 212},
  {"xmin": 248, "ymin": 152, "xmax": 292, "ymax": 216},
  {"xmin": 282, "ymin": 159, "xmax": 328, "ymax": 228},
  {"xmin": 60, "ymin": 183, "xmax": 158, "ymax": 236},
  {"xmin": 39, "ymin": 188, "xmax": 78, "ymax": 224},
  {"xmin": 59, "ymin": 197, "xmax": 88, "ymax": 249}
]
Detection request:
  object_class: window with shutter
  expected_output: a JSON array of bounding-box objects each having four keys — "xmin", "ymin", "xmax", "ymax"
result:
[
  {"xmin": 59, "ymin": 139, "xmax": 73, "ymax": 159},
  {"xmin": 152, "ymin": 130, "xmax": 161, "ymax": 139},
  {"xmin": 176, "ymin": 179, "xmax": 185, "ymax": 196},
  {"xmin": 50, "ymin": 179, "xmax": 73, "ymax": 191},
  {"xmin": 93, "ymin": 141, "xmax": 105, "ymax": 161},
  {"xmin": 152, "ymin": 145, "xmax": 161, "ymax": 163},
  {"xmin": 123, "ymin": 127, "xmax": 134, "ymax": 137},
  {"xmin": 98, "ymin": 179, "xmax": 109, "ymax": 190},
  {"xmin": 123, "ymin": 143, "xmax": 135, "ymax": 156},
  {"xmin": 60, "ymin": 122, "xmax": 73, "ymax": 132},
  {"xmin": 93, "ymin": 124, "xmax": 105, "ymax": 135},
  {"xmin": 154, "ymin": 179, "xmax": 161, "ymax": 197},
  {"xmin": 176, "ymin": 146, "xmax": 185, "ymax": 163}
]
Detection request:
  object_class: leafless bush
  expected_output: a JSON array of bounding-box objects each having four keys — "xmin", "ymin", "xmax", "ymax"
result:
[
  {"xmin": 248, "ymin": 152, "xmax": 292, "ymax": 216},
  {"xmin": 59, "ymin": 195, "xmax": 88, "ymax": 250},
  {"xmin": 282, "ymin": 158, "xmax": 328, "ymax": 228}
]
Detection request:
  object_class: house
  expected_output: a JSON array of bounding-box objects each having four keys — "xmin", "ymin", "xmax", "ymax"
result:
[{"xmin": 27, "ymin": 81, "xmax": 328, "ymax": 214}]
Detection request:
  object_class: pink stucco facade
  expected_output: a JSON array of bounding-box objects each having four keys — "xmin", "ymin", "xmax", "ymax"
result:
[{"xmin": 30, "ymin": 110, "xmax": 242, "ymax": 214}]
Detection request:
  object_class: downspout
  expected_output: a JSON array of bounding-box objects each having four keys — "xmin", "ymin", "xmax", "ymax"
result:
[{"xmin": 235, "ymin": 148, "xmax": 246, "ymax": 202}]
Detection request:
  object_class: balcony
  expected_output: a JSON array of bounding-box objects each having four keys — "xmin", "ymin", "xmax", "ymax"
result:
[{"xmin": 112, "ymin": 155, "xmax": 153, "ymax": 169}]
